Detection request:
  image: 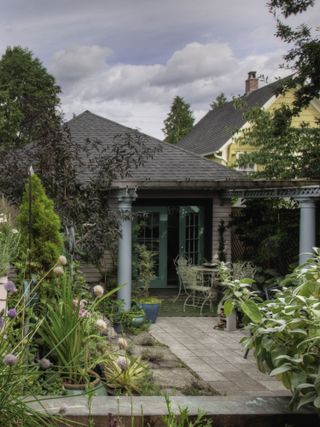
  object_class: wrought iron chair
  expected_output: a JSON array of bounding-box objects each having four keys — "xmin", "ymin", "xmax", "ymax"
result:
[{"xmin": 175, "ymin": 256, "xmax": 218, "ymax": 314}]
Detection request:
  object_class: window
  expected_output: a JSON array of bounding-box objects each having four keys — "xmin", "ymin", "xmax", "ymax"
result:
[{"xmin": 235, "ymin": 151, "xmax": 256, "ymax": 174}]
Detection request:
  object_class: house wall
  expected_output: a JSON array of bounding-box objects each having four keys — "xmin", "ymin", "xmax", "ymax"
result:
[
  {"xmin": 211, "ymin": 196, "xmax": 232, "ymax": 262},
  {"xmin": 80, "ymin": 191, "xmax": 232, "ymax": 285},
  {"xmin": 208, "ymin": 91, "xmax": 320, "ymax": 170}
]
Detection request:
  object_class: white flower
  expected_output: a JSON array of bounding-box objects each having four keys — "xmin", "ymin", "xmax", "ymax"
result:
[
  {"xmin": 96, "ymin": 319, "xmax": 107, "ymax": 332},
  {"xmin": 58, "ymin": 255, "xmax": 67, "ymax": 266},
  {"xmin": 12, "ymin": 228, "xmax": 18, "ymax": 234},
  {"xmin": 53, "ymin": 266, "xmax": 64, "ymax": 276},
  {"xmin": 116, "ymin": 356, "xmax": 128, "ymax": 371},
  {"xmin": 118, "ymin": 337, "xmax": 128, "ymax": 350},
  {"xmin": 93, "ymin": 285, "xmax": 104, "ymax": 297}
]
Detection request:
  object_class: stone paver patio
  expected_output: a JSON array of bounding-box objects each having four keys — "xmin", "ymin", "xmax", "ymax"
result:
[{"xmin": 150, "ymin": 317, "xmax": 291, "ymax": 397}]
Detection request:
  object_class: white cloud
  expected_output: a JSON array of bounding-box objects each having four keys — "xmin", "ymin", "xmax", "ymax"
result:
[{"xmin": 55, "ymin": 41, "xmax": 286, "ymax": 139}]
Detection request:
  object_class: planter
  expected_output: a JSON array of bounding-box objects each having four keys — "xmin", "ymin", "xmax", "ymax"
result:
[
  {"xmin": 63, "ymin": 370, "xmax": 107, "ymax": 396},
  {"xmin": 131, "ymin": 314, "xmax": 145, "ymax": 327},
  {"xmin": 0, "ymin": 276, "xmax": 8, "ymax": 313},
  {"xmin": 140, "ymin": 302, "xmax": 160, "ymax": 323},
  {"xmin": 225, "ymin": 311, "xmax": 237, "ymax": 332}
]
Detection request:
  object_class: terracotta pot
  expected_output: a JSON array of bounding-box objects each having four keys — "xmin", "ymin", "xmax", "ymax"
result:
[
  {"xmin": 0, "ymin": 276, "xmax": 8, "ymax": 313},
  {"xmin": 63, "ymin": 370, "xmax": 107, "ymax": 396}
]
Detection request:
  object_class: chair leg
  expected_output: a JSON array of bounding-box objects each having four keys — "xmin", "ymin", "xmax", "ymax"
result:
[
  {"xmin": 183, "ymin": 294, "xmax": 191, "ymax": 312},
  {"xmin": 200, "ymin": 294, "xmax": 209, "ymax": 316},
  {"xmin": 173, "ymin": 279, "xmax": 182, "ymax": 303}
]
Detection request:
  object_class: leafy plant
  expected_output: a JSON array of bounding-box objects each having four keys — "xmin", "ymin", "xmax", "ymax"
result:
[
  {"xmin": 218, "ymin": 261, "xmax": 262, "ymax": 323},
  {"xmin": 0, "ymin": 272, "xmax": 66, "ymax": 426},
  {"xmin": 0, "ymin": 214, "xmax": 20, "ymax": 276},
  {"xmin": 39, "ymin": 271, "xmax": 117, "ymax": 384},
  {"xmin": 134, "ymin": 244, "xmax": 157, "ymax": 301},
  {"xmin": 162, "ymin": 395, "xmax": 211, "ymax": 427},
  {"xmin": 237, "ymin": 249, "xmax": 320, "ymax": 410},
  {"xmin": 103, "ymin": 354, "xmax": 148, "ymax": 394}
]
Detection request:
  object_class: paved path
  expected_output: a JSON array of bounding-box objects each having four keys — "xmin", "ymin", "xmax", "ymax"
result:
[{"xmin": 150, "ymin": 317, "xmax": 290, "ymax": 397}]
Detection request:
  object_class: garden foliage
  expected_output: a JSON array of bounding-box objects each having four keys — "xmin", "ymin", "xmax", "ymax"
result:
[
  {"xmin": 222, "ymin": 249, "xmax": 320, "ymax": 410},
  {"xmin": 17, "ymin": 173, "xmax": 63, "ymax": 274}
]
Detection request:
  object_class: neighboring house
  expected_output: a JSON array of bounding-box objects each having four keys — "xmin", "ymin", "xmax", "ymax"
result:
[
  {"xmin": 67, "ymin": 111, "xmax": 245, "ymax": 288},
  {"xmin": 178, "ymin": 72, "xmax": 320, "ymax": 173}
]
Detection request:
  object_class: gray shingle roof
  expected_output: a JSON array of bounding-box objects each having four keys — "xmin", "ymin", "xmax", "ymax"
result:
[
  {"xmin": 177, "ymin": 79, "xmax": 284, "ymax": 155},
  {"xmin": 67, "ymin": 111, "xmax": 242, "ymax": 187}
]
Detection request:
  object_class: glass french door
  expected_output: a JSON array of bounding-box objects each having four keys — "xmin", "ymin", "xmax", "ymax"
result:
[
  {"xmin": 133, "ymin": 207, "xmax": 167, "ymax": 288},
  {"xmin": 179, "ymin": 206, "xmax": 204, "ymax": 265}
]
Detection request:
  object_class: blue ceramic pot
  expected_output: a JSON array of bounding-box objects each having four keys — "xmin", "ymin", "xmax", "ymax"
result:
[{"xmin": 140, "ymin": 303, "xmax": 160, "ymax": 323}]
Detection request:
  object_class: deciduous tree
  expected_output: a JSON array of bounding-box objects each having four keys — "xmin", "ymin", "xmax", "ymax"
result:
[{"xmin": 0, "ymin": 46, "xmax": 61, "ymax": 148}]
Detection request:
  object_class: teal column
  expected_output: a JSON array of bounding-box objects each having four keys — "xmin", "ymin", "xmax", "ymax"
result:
[
  {"xmin": 297, "ymin": 198, "xmax": 316, "ymax": 265},
  {"xmin": 117, "ymin": 188, "xmax": 137, "ymax": 311}
]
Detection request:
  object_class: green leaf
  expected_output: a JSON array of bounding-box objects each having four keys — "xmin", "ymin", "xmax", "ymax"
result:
[
  {"xmin": 224, "ymin": 299, "xmax": 234, "ymax": 317},
  {"xmin": 297, "ymin": 392, "xmax": 317, "ymax": 409},
  {"xmin": 240, "ymin": 300, "xmax": 262, "ymax": 323},
  {"xmin": 314, "ymin": 396, "xmax": 320, "ymax": 408},
  {"xmin": 270, "ymin": 364, "xmax": 292, "ymax": 376}
]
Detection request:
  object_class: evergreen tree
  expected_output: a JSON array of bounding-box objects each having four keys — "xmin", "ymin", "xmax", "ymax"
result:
[
  {"xmin": 17, "ymin": 173, "xmax": 63, "ymax": 274},
  {"xmin": 162, "ymin": 96, "xmax": 194, "ymax": 144},
  {"xmin": 0, "ymin": 46, "xmax": 61, "ymax": 148},
  {"xmin": 210, "ymin": 93, "xmax": 227, "ymax": 110}
]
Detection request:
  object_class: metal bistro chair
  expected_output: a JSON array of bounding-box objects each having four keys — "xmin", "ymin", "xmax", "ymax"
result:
[{"xmin": 175, "ymin": 256, "xmax": 218, "ymax": 315}]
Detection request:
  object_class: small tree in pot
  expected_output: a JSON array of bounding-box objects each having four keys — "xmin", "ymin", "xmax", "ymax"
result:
[{"xmin": 134, "ymin": 244, "xmax": 160, "ymax": 323}]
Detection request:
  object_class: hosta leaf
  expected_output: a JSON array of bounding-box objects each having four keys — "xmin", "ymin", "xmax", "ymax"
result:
[
  {"xmin": 270, "ymin": 364, "xmax": 292, "ymax": 376},
  {"xmin": 314, "ymin": 396, "xmax": 320, "ymax": 408},
  {"xmin": 296, "ymin": 383, "xmax": 315, "ymax": 390},
  {"xmin": 240, "ymin": 300, "xmax": 262, "ymax": 324},
  {"xmin": 224, "ymin": 299, "xmax": 234, "ymax": 317},
  {"xmin": 297, "ymin": 392, "xmax": 317, "ymax": 409}
]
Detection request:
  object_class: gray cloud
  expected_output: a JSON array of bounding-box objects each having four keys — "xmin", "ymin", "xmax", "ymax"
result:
[{"xmin": 0, "ymin": 0, "xmax": 318, "ymax": 139}]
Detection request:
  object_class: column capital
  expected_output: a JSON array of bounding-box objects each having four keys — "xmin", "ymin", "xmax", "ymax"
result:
[
  {"xmin": 295, "ymin": 197, "xmax": 316, "ymax": 209},
  {"xmin": 117, "ymin": 187, "xmax": 137, "ymax": 203}
]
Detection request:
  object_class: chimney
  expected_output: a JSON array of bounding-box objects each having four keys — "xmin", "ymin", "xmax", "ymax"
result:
[{"xmin": 245, "ymin": 71, "xmax": 259, "ymax": 94}]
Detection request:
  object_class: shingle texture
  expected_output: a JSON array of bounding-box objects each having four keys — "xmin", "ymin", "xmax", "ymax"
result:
[
  {"xmin": 177, "ymin": 79, "xmax": 283, "ymax": 155},
  {"xmin": 68, "ymin": 111, "xmax": 242, "ymax": 186}
]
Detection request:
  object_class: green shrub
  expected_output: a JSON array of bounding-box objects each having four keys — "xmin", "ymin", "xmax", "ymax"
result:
[{"xmin": 17, "ymin": 173, "xmax": 63, "ymax": 274}]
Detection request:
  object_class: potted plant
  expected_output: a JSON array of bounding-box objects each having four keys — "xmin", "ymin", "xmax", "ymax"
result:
[
  {"xmin": 122, "ymin": 303, "xmax": 145, "ymax": 328},
  {"xmin": 39, "ymin": 271, "xmax": 117, "ymax": 395},
  {"xmin": 134, "ymin": 244, "xmax": 161, "ymax": 323}
]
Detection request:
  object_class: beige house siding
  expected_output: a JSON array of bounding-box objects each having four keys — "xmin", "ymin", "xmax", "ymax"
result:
[{"xmin": 211, "ymin": 196, "xmax": 232, "ymax": 262}]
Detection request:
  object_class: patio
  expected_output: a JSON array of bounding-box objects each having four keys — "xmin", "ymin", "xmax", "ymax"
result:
[{"xmin": 150, "ymin": 317, "xmax": 291, "ymax": 397}]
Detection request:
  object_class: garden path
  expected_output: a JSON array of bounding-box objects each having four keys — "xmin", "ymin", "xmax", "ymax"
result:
[{"xmin": 150, "ymin": 317, "xmax": 290, "ymax": 397}]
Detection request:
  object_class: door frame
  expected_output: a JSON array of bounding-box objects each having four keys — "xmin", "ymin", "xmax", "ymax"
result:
[{"xmin": 133, "ymin": 206, "xmax": 168, "ymax": 288}]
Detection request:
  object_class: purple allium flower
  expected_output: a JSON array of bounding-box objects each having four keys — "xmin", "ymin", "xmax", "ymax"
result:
[
  {"xmin": 38, "ymin": 358, "xmax": 52, "ymax": 370},
  {"xmin": 4, "ymin": 281, "xmax": 17, "ymax": 294},
  {"xmin": 3, "ymin": 353, "xmax": 17, "ymax": 366},
  {"xmin": 79, "ymin": 308, "xmax": 90, "ymax": 318},
  {"xmin": 7, "ymin": 308, "xmax": 16, "ymax": 319},
  {"xmin": 0, "ymin": 317, "xmax": 3, "ymax": 329}
]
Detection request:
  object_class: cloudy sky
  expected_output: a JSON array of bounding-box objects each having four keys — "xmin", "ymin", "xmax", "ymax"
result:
[{"xmin": 0, "ymin": 0, "xmax": 318, "ymax": 139}]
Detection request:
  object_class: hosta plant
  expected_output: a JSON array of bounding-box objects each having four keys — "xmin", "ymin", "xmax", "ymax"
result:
[
  {"xmin": 241, "ymin": 249, "xmax": 320, "ymax": 410},
  {"xmin": 218, "ymin": 261, "xmax": 262, "ymax": 323}
]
